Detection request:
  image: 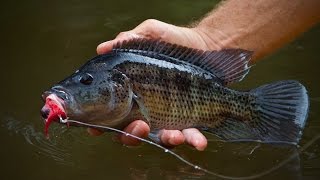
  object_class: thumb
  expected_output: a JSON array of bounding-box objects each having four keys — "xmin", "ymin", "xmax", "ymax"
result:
[{"xmin": 96, "ymin": 31, "xmax": 141, "ymax": 55}]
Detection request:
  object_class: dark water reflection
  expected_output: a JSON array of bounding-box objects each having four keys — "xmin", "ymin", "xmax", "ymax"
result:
[{"xmin": 0, "ymin": 0, "xmax": 319, "ymax": 179}]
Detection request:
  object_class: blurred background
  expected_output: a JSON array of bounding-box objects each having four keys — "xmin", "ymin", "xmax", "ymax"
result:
[{"xmin": 0, "ymin": 0, "xmax": 319, "ymax": 179}]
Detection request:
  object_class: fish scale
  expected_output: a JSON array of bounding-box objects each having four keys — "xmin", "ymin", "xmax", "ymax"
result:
[{"xmin": 115, "ymin": 60, "xmax": 252, "ymax": 130}]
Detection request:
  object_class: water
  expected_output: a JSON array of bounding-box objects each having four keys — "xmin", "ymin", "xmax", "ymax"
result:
[{"xmin": 0, "ymin": 0, "xmax": 319, "ymax": 179}]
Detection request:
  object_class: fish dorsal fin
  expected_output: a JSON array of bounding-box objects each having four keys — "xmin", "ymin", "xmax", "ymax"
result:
[{"xmin": 113, "ymin": 39, "xmax": 253, "ymax": 85}]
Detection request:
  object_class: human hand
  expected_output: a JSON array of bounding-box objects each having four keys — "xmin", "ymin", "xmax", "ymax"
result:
[
  {"xmin": 96, "ymin": 19, "xmax": 221, "ymax": 55},
  {"xmin": 90, "ymin": 19, "xmax": 221, "ymax": 151}
]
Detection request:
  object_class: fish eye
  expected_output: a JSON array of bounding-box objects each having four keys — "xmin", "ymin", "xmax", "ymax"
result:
[{"xmin": 79, "ymin": 73, "xmax": 93, "ymax": 85}]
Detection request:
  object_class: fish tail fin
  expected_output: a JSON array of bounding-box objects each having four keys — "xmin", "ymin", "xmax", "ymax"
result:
[
  {"xmin": 204, "ymin": 80, "xmax": 309, "ymax": 145},
  {"xmin": 250, "ymin": 80, "xmax": 309, "ymax": 144}
]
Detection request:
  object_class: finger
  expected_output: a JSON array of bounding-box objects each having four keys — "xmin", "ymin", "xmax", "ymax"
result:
[
  {"xmin": 119, "ymin": 120, "xmax": 150, "ymax": 146},
  {"xmin": 87, "ymin": 128, "xmax": 104, "ymax": 136},
  {"xmin": 96, "ymin": 20, "xmax": 168, "ymax": 55},
  {"xmin": 96, "ymin": 31, "xmax": 141, "ymax": 55},
  {"xmin": 96, "ymin": 40, "xmax": 114, "ymax": 55},
  {"xmin": 182, "ymin": 128, "xmax": 207, "ymax": 151},
  {"xmin": 159, "ymin": 129, "xmax": 185, "ymax": 146}
]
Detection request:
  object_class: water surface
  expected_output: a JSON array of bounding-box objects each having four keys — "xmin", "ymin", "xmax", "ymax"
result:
[{"xmin": 1, "ymin": 0, "xmax": 319, "ymax": 179}]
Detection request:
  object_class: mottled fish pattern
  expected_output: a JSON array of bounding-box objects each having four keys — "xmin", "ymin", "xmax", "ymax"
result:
[{"xmin": 43, "ymin": 39, "xmax": 309, "ymax": 145}]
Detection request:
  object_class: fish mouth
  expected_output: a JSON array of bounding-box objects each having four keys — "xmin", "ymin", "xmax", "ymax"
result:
[
  {"xmin": 41, "ymin": 86, "xmax": 69, "ymax": 137},
  {"xmin": 42, "ymin": 86, "xmax": 70, "ymax": 104}
]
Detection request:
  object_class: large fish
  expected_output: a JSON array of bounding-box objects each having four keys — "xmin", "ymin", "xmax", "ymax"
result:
[{"xmin": 41, "ymin": 39, "xmax": 309, "ymax": 144}]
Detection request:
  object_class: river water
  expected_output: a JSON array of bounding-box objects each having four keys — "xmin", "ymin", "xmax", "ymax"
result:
[{"xmin": 1, "ymin": 0, "xmax": 319, "ymax": 179}]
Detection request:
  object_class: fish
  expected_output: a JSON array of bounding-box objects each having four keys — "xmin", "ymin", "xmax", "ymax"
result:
[{"xmin": 40, "ymin": 39, "xmax": 309, "ymax": 144}]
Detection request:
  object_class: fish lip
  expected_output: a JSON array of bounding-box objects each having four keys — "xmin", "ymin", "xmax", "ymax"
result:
[{"xmin": 42, "ymin": 86, "xmax": 70, "ymax": 110}]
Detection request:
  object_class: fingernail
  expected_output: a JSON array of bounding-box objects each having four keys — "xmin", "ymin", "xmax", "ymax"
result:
[
  {"xmin": 97, "ymin": 41, "xmax": 112, "ymax": 54},
  {"xmin": 194, "ymin": 139, "xmax": 207, "ymax": 151}
]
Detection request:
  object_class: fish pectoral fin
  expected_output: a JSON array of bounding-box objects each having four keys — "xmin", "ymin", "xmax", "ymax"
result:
[
  {"xmin": 203, "ymin": 118, "xmax": 261, "ymax": 142},
  {"xmin": 148, "ymin": 129, "xmax": 161, "ymax": 144},
  {"xmin": 132, "ymin": 93, "xmax": 151, "ymax": 126}
]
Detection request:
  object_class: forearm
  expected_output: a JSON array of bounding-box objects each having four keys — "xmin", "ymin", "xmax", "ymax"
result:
[{"xmin": 195, "ymin": 0, "xmax": 320, "ymax": 62}]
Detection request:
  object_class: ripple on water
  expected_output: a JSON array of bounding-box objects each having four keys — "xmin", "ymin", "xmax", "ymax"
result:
[{"xmin": 1, "ymin": 115, "xmax": 97, "ymax": 167}]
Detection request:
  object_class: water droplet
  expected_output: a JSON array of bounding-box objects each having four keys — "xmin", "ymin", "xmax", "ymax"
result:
[
  {"xmin": 164, "ymin": 149, "xmax": 168, "ymax": 153},
  {"xmin": 194, "ymin": 166, "xmax": 200, "ymax": 169},
  {"xmin": 125, "ymin": 133, "xmax": 129, "ymax": 136}
]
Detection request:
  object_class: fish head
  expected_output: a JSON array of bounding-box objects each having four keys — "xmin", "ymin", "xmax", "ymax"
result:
[{"xmin": 41, "ymin": 68, "xmax": 127, "ymax": 135}]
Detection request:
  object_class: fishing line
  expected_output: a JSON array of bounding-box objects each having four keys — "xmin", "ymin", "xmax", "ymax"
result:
[{"xmin": 60, "ymin": 118, "xmax": 320, "ymax": 180}]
